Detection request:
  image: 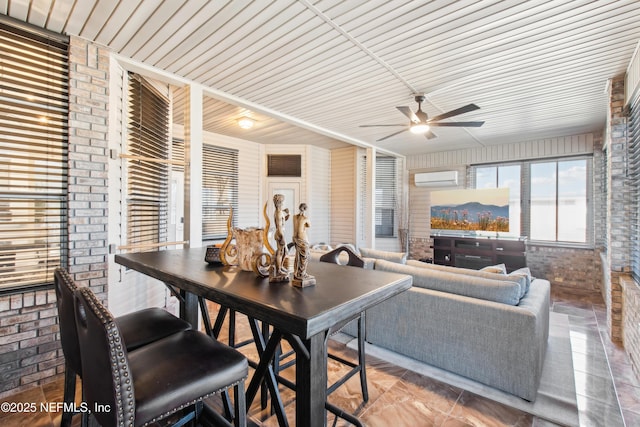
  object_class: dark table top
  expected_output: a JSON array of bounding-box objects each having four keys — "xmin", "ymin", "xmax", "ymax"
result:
[{"xmin": 115, "ymin": 247, "xmax": 412, "ymax": 338}]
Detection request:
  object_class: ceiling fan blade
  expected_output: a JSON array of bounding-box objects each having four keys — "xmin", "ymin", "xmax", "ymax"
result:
[
  {"xmin": 377, "ymin": 128, "xmax": 409, "ymax": 141},
  {"xmin": 396, "ymin": 106, "xmax": 419, "ymax": 123},
  {"xmin": 429, "ymin": 121, "xmax": 485, "ymax": 127},
  {"xmin": 429, "ymin": 103, "xmax": 480, "ymax": 122},
  {"xmin": 424, "ymin": 130, "xmax": 437, "ymax": 139},
  {"xmin": 359, "ymin": 124, "xmax": 408, "ymax": 127}
]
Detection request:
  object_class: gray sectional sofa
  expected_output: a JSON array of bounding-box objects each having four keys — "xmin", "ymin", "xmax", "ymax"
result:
[{"xmin": 315, "ymin": 247, "xmax": 550, "ymax": 401}]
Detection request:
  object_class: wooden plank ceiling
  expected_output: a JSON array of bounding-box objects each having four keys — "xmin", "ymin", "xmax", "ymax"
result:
[{"xmin": 2, "ymin": 0, "xmax": 640, "ymax": 156}]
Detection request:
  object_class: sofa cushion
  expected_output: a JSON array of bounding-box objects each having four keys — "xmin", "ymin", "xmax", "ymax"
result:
[
  {"xmin": 376, "ymin": 259, "xmax": 522, "ymax": 305},
  {"xmin": 359, "ymin": 247, "xmax": 407, "ymax": 264},
  {"xmin": 480, "ymin": 263, "xmax": 507, "ymax": 274},
  {"xmin": 509, "ymin": 267, "xmax": 532, "ymax": 294},
  {"xmin": 405, "ymin": 260, "xmax": 527, "ymax": 299}
]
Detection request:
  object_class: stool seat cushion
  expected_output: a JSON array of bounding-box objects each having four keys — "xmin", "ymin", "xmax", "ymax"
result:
[
  {"xmin": 129, "ymin": 330, "xmax": 248, "ymax": 427},
  {"xmin": 116, "ymin": 307, "xmax": 192, "ymax": 351}
]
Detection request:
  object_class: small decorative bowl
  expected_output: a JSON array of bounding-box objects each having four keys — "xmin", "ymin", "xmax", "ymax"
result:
[{"xmin": 205, "ymin": 245, "xmax": 222, "ymax": 264}]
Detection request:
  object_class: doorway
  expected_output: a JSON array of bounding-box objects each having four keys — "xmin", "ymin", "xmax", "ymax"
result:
[{"xmin": 266, "ymin": 182, "xmax": 300, "ymax": 247}]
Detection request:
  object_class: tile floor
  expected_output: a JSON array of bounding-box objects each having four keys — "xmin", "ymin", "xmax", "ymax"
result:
[{"xmin": 1, "ymin": 286, "xmax": 639, "ymax": 426}]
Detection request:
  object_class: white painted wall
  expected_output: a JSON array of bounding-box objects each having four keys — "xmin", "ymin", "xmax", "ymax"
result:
[
  {"xmin": 306, "ymin": 145, "xmax": 331, "ymax": 245},
  {"xmin": 407, "ymin": 133, "xmax": 595, "ymax": 170},
  {"xmin": 330, "ymin": 147, "xmax": 358, "ymax": 246}
]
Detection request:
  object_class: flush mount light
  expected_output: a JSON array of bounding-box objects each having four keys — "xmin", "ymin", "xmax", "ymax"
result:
[
  {"xmin": 237, "ymin": 117, "xmax": 254, "ymax": 129},
  {"xmin": 410, "ymin": 123, "xmax": 430, "ymax": 134}
]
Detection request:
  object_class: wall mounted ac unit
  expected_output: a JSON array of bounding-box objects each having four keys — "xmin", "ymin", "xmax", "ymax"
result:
[{"xmin": 414, "ymin": 171, "xmax": 458, "ymax": 187}]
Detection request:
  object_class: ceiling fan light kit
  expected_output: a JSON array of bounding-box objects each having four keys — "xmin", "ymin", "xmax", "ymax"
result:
[
  {"xmin": 410, "ymin": 123, "xmax": 430, "ymax": 134},
  {"xmin": 360, "ymin": 93, "xmax": 485, "ymax": 142},
  {"xmin": 237, "ymin": 117, "xmax": 254, "ymax": 129}
]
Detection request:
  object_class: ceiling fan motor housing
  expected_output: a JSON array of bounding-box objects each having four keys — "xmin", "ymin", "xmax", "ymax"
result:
[{"xmin": 414, "ymin": 94, "xmax": 427, "ymax": 122}]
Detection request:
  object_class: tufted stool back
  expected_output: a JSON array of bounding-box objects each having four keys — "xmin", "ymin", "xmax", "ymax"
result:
[{"xmin": 74, "ymin": 287, "xmax": 132, "ymax": 426}]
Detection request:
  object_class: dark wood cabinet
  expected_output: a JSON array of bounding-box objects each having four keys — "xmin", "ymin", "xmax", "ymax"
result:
[{"xmin": 431, "ymin": 235, "xmax": 527, "ymax": 272}]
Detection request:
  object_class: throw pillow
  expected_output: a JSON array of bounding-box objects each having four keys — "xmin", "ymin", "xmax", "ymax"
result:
[
  {"xmin": 480, "ymin": 263, "xmax": 507, "ymax": 274},
  {"xmin": 509, "ymin": 267, "xmax": 532, "ymax": 294}
]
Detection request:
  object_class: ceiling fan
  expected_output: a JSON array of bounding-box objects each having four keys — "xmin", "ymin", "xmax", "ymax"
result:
[{"xmin": 360, "ymin": 94, "xmax": 485, "ymax": 141}]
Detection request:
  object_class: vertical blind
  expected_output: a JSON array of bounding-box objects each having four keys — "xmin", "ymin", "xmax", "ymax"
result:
[
  {"xmin": 126, "ymin": 73, "xmax": 169, "ymax": 251},
  {"xmin": 202, "ymin": 145, "xmax": 238, "ymax": 240},
  {"xmin": 629, "ymin": 91, "xmax": 640, "ymax": 282},
  {"xmin": 0, "ymin": 21, "xmax": 69, "ymax": 290},
  {"xmin": 375, "ymin": 156, "xmax": 397, "ymax": 237}
]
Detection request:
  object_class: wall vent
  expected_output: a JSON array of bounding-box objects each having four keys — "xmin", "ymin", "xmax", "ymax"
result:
[{"xmin": 267, "ymin": 154, "xmax": 301, "ymax": 177}]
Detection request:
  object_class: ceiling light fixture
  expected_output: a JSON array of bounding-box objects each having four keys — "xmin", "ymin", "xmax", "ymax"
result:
[
  {"xmin": 237, "ymin": 117, "xmax": 254, "ymax": 129},
  {"xmin": 410, "ymin": 123, "xmax": 430, "ymax": 134}
]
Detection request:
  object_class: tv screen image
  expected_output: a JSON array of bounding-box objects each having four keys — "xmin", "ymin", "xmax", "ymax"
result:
[{"xmin": 430, "ymin": 188, "xmax": 510, "ymax": 232}]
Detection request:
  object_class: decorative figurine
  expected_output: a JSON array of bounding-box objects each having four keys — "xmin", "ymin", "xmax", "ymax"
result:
[
  {"xmin": 269, "ymin": 194, "xmax": 291, "ymax": 282},
  {"xmin": 292, "ymin": 203, "xmax": 315, "ymax": 287}
]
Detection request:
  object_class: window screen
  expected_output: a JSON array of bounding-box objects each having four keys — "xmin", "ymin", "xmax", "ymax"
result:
[{"xmin": 0, "ymin": 21, "xmax": 69, "ymax": 290}]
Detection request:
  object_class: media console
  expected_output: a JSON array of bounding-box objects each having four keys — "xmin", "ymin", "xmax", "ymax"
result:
[{"xmin": 430, "ymin": 234, "xmax": 527, "ymax": 272}]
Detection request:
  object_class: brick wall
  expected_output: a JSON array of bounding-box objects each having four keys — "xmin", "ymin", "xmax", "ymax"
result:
[
  {"xmin": 526, "ymin": 245, "xmax": 602, "ymax": 292},
  {"xmin": 409, "ymin": 236, "xmax": 603, "ymax": 293},
  {"xmin": 66, "ymin": 37, "xmax": 110, "ymax": 300},
  {"xmin": 605, "ymin": 75, "xmax": 629, "ymax": 343},
  {"xmin": 0, "ymin": 290, "xmax": 60, "ymax": 395},
  {"xmin": 605, "ymin": 73, "xmax": 640, "ymax": 375},
  {"xmin": 0, "ymin": 36, "xmax": 110, "ymax": 398}
]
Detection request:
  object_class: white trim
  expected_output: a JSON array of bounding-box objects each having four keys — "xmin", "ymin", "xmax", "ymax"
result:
[{"xmin": 111, "ymin": 54, "xmax": 403, "ymax": 157}]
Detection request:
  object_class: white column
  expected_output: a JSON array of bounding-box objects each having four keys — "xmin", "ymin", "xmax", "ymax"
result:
[{"xmin": 184, "ymin": 84, "xmax": 204, "ymax": 248}]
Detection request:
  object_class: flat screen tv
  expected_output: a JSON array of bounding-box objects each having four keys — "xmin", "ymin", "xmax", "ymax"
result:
[{"xmin": 430, "ymin": 188, "xmax": 510, "ymax": 232}]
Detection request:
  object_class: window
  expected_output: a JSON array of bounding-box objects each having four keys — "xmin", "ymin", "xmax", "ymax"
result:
[
  {"xmin": 202, "ymin": 145, "xmax": 238, "ymax": 240},
  {"xmin": 126, "ymin": 73, "xmax": 169, "ymax": 251},
  {"xmin": 0, "ymin": 21, "xmax": 69, "ymax": 290},
  {"xmin": 531, "ymin": 160, "xmax": 587, "ymax": 242},
  {"xmin": 475, "ymin": 164, "xmax": 521, "ymax": 236},
  {"xmin": 375, "ymin": 156, "xmax": 397, "ymax": 237},
  {"xmin": 473, "ymin": 157, "xmax": 591, "ymax": 244}
]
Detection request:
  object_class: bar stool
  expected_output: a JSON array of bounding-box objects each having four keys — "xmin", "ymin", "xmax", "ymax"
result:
[
  {"xmin": 74, "ymin": 286, "xmax": 248, "ymax": 427},
  {"xmin": 53, "ymin": 268, "xmax": 192, "ymax": 427}
]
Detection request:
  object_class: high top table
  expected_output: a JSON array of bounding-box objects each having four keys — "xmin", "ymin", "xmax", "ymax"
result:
[{"xmin": 115, "ymin": 247, "xmax": 412, "ymax": 427}]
